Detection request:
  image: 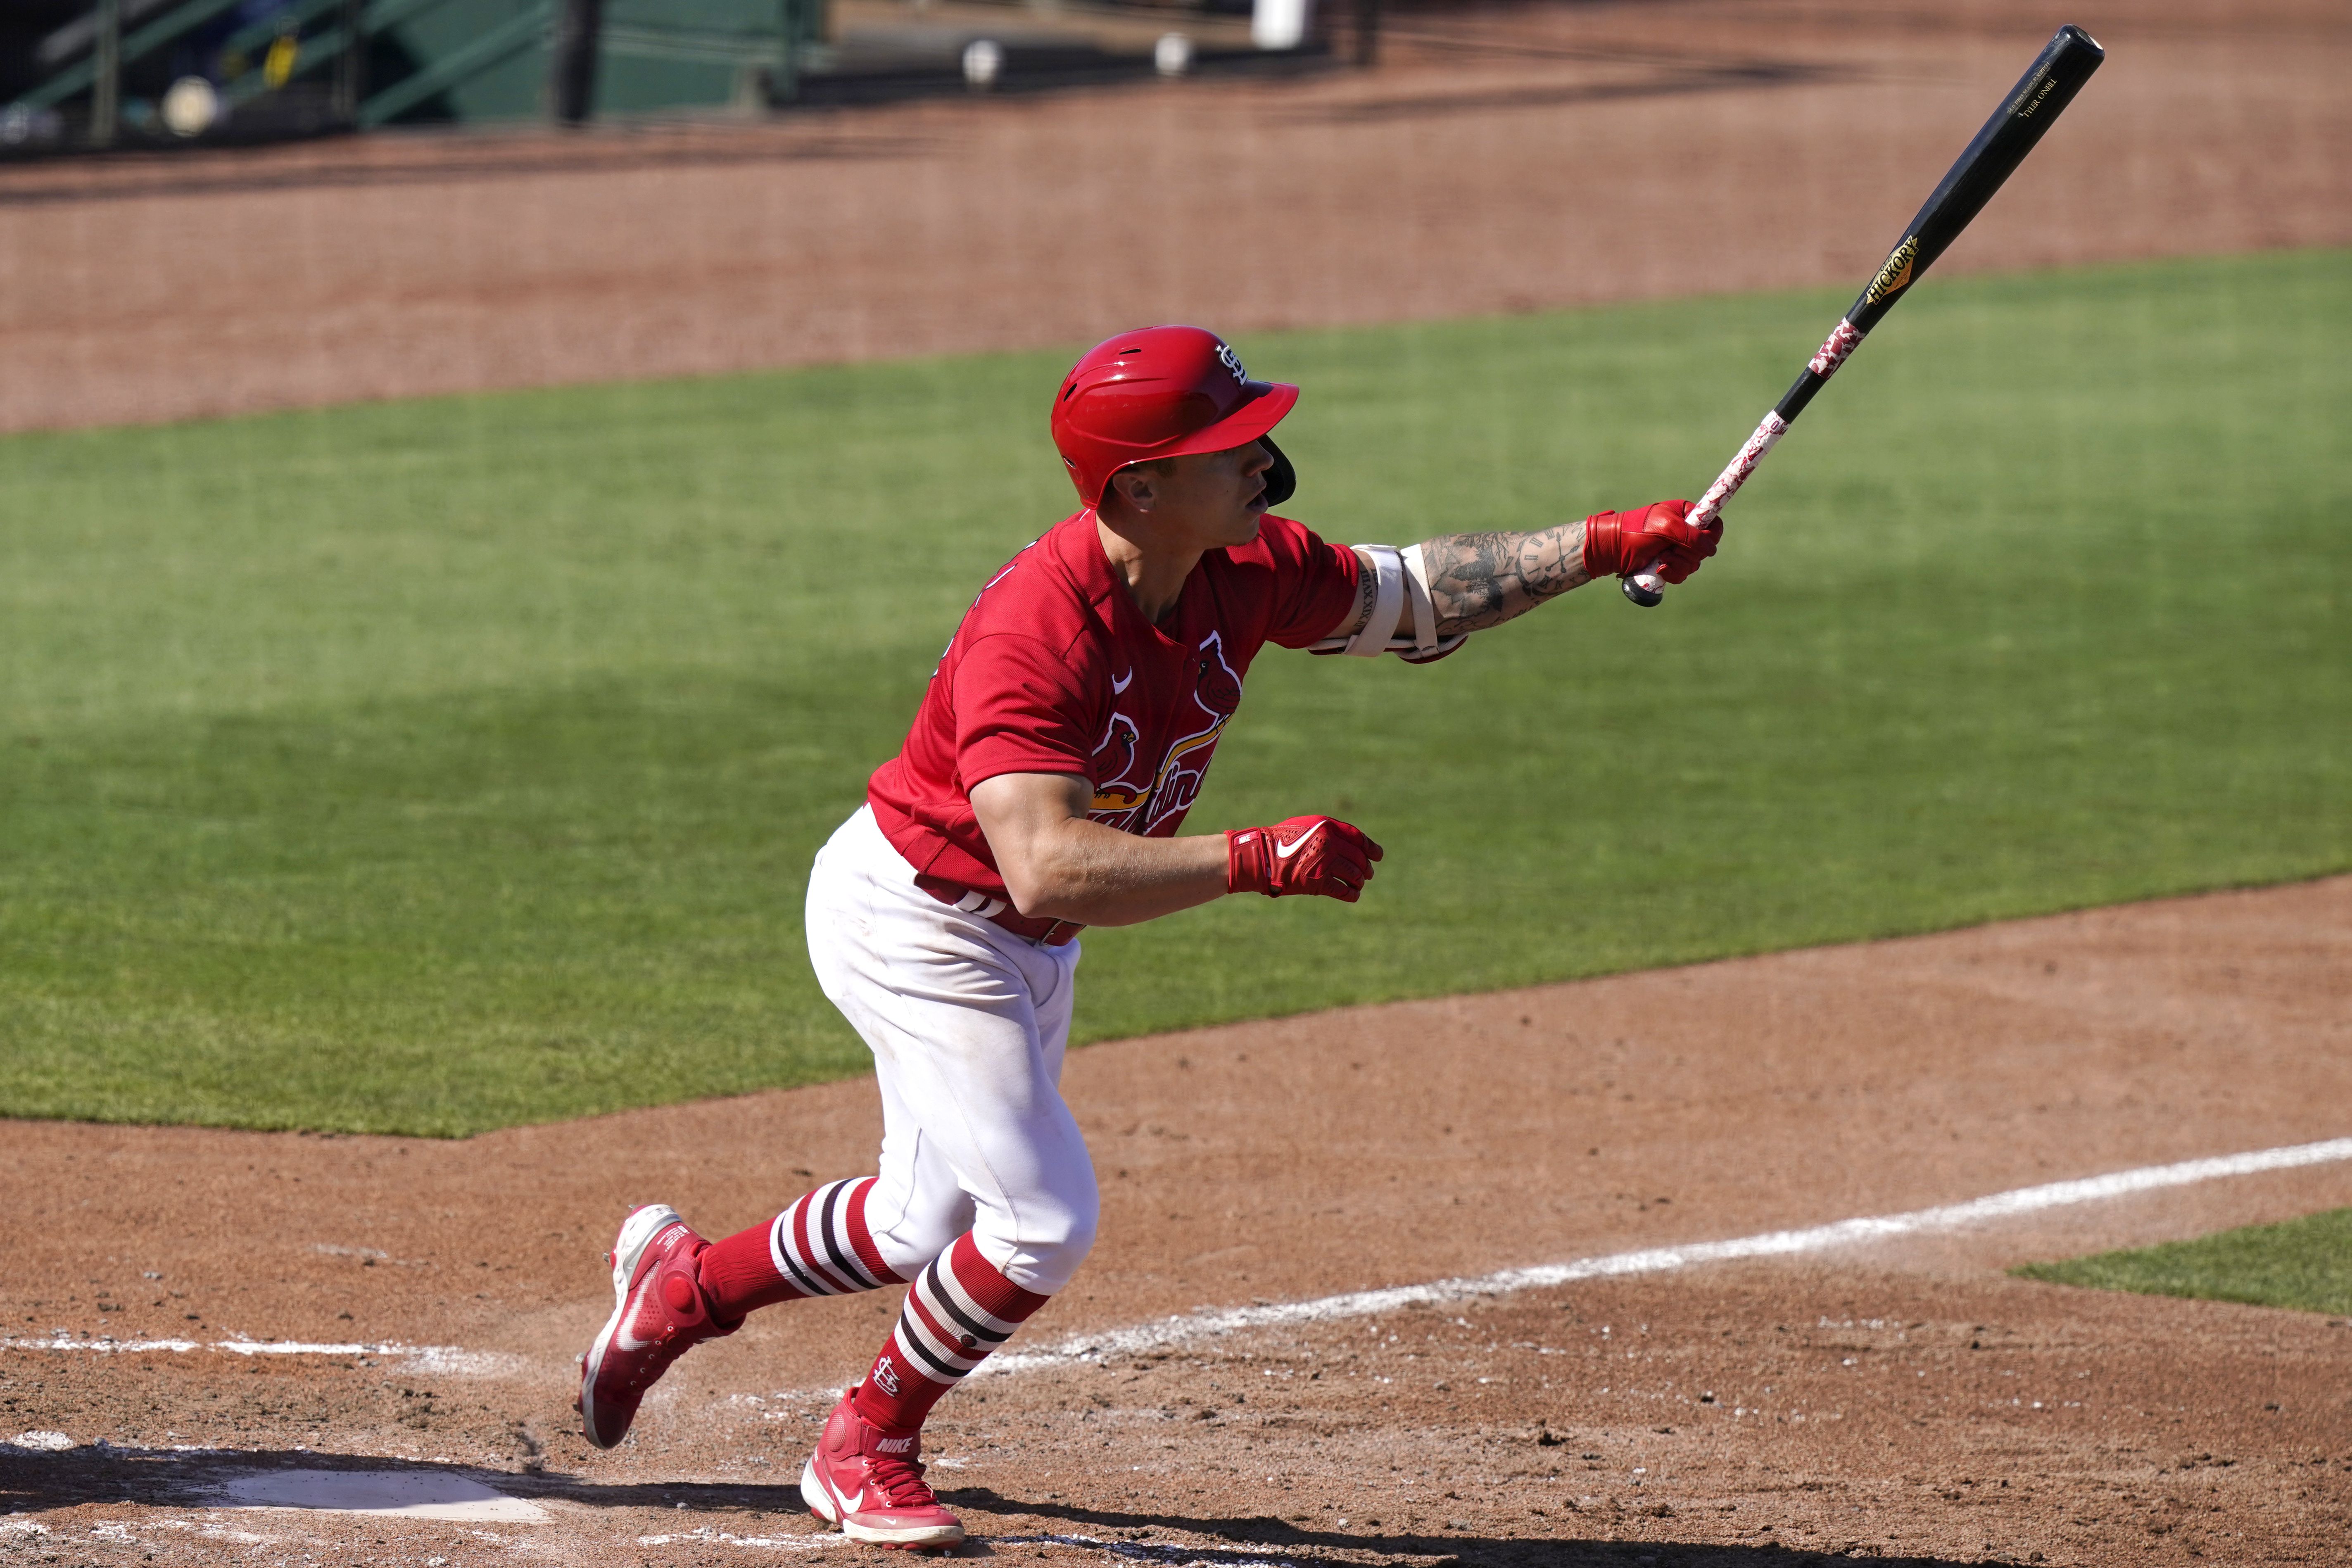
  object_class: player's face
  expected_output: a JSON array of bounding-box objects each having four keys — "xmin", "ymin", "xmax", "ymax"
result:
[{"xmin": 1152, "ymin": 441, "xmax": 1275, "ymax": 548}]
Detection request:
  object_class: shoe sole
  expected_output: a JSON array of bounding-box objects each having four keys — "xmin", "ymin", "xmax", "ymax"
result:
[
  {"xmin": 577, "ymin": 1203, "xmax": 683, "ymax": 1450},
  {"xmin": 800, "ymin": 1456, "xmax": 965, "ymax": 1550}
]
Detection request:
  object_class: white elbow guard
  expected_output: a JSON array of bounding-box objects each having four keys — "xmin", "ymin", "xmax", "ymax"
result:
[{"xmin": 1310, "ymin": 544, "xmax": 1471, "ymax": 665}]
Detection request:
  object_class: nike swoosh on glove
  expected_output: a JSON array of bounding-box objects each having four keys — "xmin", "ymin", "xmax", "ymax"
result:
[
  {"xmin": 1581, "ymin": 499, "xmax": 1721, "ymax": 585},
  {"xmin": 1226, "ymin": 816, "xmax": 1383, "ymax": 901}
]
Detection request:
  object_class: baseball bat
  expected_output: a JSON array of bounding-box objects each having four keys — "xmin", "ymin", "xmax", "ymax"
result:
[{"xmin": 1623, "ymin": 23, "xmax": 2105, "ymax": 608}]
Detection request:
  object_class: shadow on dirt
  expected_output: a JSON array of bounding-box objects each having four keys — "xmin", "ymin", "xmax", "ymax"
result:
[
  {"xmin": 0, "ymin": 1444, "xmax": 801, "ymax": 1517},
  {"xmin": 0, "ymin": 130, "xmax": 938, "ymax": 209},
  {"xmin": 1289, "ymin": 56, "xmax": 1848, "ymax": 123},
  {"xmin": 2, "ymin": 1450, "xmax": 1993, "ymax": 1566},
  {"xmin": 947, "ymin": 1487, "xmax": 1991, "ymax": 1567}
]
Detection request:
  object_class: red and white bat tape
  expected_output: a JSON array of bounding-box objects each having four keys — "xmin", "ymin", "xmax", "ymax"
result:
[
  {"xmin": 1807, "ymin": 318, "xmax": 1865, "ymax": 378},
  {"xmin": 1691, "ymin": 411, "xmax": 1789, "ymax": 529}
]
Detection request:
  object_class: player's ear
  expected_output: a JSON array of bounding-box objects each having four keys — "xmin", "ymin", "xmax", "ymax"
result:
[{"xmin": 1107, "ymin": 465, "xmax": 1156, "ymax": 513}]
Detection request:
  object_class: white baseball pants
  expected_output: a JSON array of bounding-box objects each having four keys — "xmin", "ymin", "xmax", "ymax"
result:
[{"xmin": 803, "ymin": 805, "xmax": 1098, "ymax": 1296}]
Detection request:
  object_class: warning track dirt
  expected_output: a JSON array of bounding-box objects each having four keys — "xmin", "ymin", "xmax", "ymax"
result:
[{"xmin": 0, "ymin": 0, "xmax": 2344, "ymax": 433}]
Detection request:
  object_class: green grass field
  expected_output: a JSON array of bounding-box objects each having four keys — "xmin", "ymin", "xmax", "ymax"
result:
[
  {"xmin": 2016, "ymin": 1209, "xmax": 2352, "ymax": 1317},
  {"xmin": 2, "ymin": 249, "xmax": 2346, "ymax": 1135}
]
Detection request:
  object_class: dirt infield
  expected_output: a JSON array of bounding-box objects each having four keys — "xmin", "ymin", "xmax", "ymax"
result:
[
  {"xmin": 2, "ymin": 0, "xmax": 2347, "ymax": 432},
  {"xmin": 2, "ymin": 877, "xmax": 2347, "ymax": 1563}
]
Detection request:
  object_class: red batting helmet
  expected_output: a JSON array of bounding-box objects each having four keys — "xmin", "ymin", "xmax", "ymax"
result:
[{"xmin": 1050, "ymin": 326, "xmax": 1300, "ymax": 508}]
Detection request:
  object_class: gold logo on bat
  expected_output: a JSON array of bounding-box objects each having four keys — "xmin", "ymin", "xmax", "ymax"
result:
[{"xmin": 1865, "ymin": 236, "xmax": 1920, "ymax": 304}]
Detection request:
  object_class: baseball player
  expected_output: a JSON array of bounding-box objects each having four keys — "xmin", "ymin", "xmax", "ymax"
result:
[{"xmin": 575, "ymin": 326, "xmax": 1718, "ymax": 1549}]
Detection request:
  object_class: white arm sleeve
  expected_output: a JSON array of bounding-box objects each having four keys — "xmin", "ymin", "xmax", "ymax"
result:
[
  {"xmin": 1309, "ymin": 543, "xmax": 1472, "ymax": 664},
  {"xmin": 1401, "ymin": 542, "xmax": 1439, "ymax": 656},
  {"xmin": 1339, "ymin": 544, "xmax": 1407, "ymax": 656}
]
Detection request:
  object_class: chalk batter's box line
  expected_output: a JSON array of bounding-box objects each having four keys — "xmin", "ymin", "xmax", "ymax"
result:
[{"xmin": 0, "ymin": 1336, "xmax": 512, "ymax": 1375}]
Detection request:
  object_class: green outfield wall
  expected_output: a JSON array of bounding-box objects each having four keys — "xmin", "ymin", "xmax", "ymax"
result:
[{"xmin": 374, "ymin": 0, "xmax": 814, "ymax": 124}]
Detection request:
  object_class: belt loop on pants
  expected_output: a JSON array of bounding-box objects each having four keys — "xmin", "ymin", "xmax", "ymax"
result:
[{"xmin": 914, "ymin": 874, "xmax": 1083, "ymax": 947}]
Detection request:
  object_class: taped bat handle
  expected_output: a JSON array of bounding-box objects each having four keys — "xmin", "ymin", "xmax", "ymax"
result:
[{"xmin": 1619, "ymin": 408, "xmax": 1786, "ymax": 608}]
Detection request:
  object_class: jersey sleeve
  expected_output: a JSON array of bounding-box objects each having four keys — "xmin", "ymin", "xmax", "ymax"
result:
[
  {"xmin": 1259, "ymin": 517, "xmax": 1364, "ymax": 650},
  {"xmin": 952, "ymin": 632, "xmax": 1099, "ymax": 789}
]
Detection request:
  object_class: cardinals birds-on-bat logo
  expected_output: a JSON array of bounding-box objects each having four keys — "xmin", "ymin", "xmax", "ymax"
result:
[
  {"xmin": 1086, "ymin": 632, "xmax": 1245, "ymax": 832},
  {"xmin": 1089, "ymin": 710, "xmax": 1147, "ymax": 818}
]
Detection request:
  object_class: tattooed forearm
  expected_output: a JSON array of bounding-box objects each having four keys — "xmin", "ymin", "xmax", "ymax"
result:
[
  {"xmin": 1417, "ymin": 520, "xmax": 1592, "ymax": 634},
  {"xmin": 1320, "ymin": 521, "xmax": 1595, "ymax": 644}
]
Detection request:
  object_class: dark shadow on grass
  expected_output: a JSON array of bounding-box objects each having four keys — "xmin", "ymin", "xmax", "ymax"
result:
[{"xmin": 943, "ymin": 1487, "xmax": 1989, "ymax": 1566}]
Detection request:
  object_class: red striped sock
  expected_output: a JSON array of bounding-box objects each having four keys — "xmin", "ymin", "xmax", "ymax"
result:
[
  {"xmin": 851, "ymin": 1232, "xmax": 1050, "ymax": 1432},
  {"xmin": 696, "ymin": 1177, "xmax": 902, "ymax": 1321}
]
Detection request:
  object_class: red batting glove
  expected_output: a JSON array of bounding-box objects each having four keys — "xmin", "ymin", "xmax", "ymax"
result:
[
  {"xmin": 1226, "ymin": 816, "xmax": 1384, "ymax": 902},
  {"xmin": 1581, "ymin": 499, "xmax": 1722, "ymax": 586}
]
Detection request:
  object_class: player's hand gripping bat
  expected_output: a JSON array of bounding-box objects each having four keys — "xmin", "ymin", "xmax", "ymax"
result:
[{"xmin": 1623, "ymin": 24, "xmax": 2105, "ymax": 608}]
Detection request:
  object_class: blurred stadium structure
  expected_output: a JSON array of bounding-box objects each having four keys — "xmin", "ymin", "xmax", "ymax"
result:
[{"xmin": 0, "ymin": 0, "xmax": 1380, "ymax": 151}]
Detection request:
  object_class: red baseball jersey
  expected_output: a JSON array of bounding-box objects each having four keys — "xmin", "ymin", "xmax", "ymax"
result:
[{"xmin": 867, "ymin": 509, "xmax": 1361, "ymax": 898}]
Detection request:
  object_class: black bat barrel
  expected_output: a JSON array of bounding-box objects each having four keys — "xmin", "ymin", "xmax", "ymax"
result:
[{"xmin": 1774, "ymin": 24, "xmax": 2105, "ymax": 424}]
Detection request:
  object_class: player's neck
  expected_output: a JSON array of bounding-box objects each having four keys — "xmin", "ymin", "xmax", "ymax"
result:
[{"xmin": 1093, "ymin": 511, "xmax": 1203, "ymax": 629}]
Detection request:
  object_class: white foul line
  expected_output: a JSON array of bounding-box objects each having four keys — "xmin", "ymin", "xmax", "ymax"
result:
[
  {"xmin": 5, "ymin": 1138, "xmax": 2345, "ymax": 1386},
  {"xmin": 981, "ymin": 1136, "xmax": 2352, "ymax": 1376}
]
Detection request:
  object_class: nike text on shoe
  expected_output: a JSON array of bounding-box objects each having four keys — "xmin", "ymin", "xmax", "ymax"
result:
[
  {"xmin": 576, "ymin": 1204, "xmax": 739, "ymax": 1449},
  {"xmin": 799, "ymin": 1389, "xmax": 965, "ymax": 1551}
]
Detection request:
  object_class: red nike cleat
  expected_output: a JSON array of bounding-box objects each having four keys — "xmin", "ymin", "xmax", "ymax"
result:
[
  {"xmin": 576, "ymin": 1204, "xmax": 737, "ymax": 1449},
  {"xmin": 799, "ymin": 1389, "xmax": 965, "ymax": 1551}
]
